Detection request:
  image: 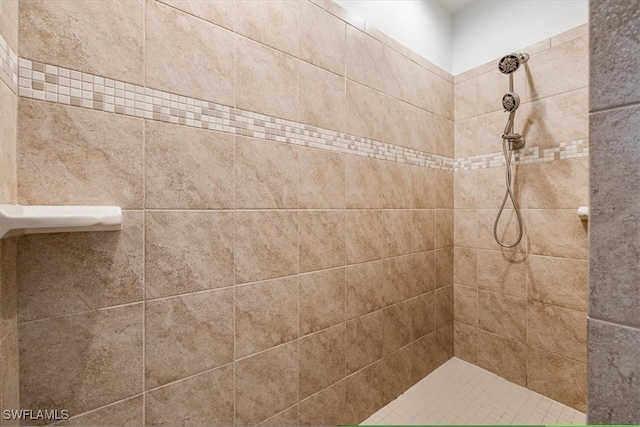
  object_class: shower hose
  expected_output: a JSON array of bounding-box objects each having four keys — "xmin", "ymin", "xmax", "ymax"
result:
[{"xmin": 493, "ymin": 126, "xmax": 524, "ymax": 248}]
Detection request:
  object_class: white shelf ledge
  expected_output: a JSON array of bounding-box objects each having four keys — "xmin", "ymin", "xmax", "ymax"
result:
[
  {"xmin": 577, "ymin": 206, "xmax": 589, "ymax": 221},
  {"xmin": 0, "ymin": 204, "xmax": 122, "ymax": 239}
]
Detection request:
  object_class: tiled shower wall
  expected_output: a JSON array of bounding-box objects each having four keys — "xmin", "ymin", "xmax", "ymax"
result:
[
  {"xmin": 452, "ymin": 24, "xmax": 589, "ymax": 411},
  {"xmin": 588, "ymin": 0, "xmax": 640, "ymax": 423},
  {"xmin": 12, "ymin": 0, "xmax": 454, "ymax": 425},
  {"xmin": 0, "ymin": 0, "xmax": 19, "ymax": 424}
]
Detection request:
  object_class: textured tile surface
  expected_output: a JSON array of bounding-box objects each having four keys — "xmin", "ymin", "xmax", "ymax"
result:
[{"xmin": 362, "ymin": 358, "xmax": 586, "ymax": 425}]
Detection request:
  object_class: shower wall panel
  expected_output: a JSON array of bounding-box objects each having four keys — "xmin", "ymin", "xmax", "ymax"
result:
[
  {"xmin": 0, "ymin": 0, "xmax": 20, "ymax": 423},
  {"xmin": 12, "ymin": 0, "xmax": 454, "ymax": 425},
  {"xmin": 452, "ymin": 24, "xmax": 589, "ymax": 411}
]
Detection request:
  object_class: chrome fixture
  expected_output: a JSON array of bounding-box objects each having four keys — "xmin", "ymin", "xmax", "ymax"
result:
[{"xmin": 494, "ymin": 52, "xmax": 528, "ymax": 248}]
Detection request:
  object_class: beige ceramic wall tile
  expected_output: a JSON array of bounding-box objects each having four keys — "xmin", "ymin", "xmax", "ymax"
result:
[
  {"xmin": 436, "ymin": 170, "xmax": 454, "ymax": 209},
  {"xmin": 454, "ymin": 247, "xmax": 477, "ymax": 288},
  {"xmin": 259, "ymin": 405, "xmax": 299, "ymax": 427},
  {"xmin": 411, "ymin": 210, "xmax": 436, "ymax": 252},
  {"xmin": 156, "ymin": 0, "xmax": 235, "ymax": 30},
  {"xmin": 435, "ymin": 285, "xmax": 453, "ymax": 327},
  {"xmin": 145, "ymin": 289, "xmax": 234, "ymax": 388},
  {"xmin": 527, "ymin": 209, "xmax": 588, "ymax": 259},
  {"xmin": 345, "ymin": 362, "xmax": 384, "ymax": 424},
  {"xmin": 477, "ymin": 110, "xmax": 510, "ymax": 155},
  {"xmin": 527, "ymin": 301, "xmax": 587, "ymax": 362},
  {"xmin": 299, "ymin": 210, "xmax": 345, "ymax": 273},
  {"xmin": 345, "ymin": 155, "xmax": 383, "ymax": 209},
  {"xmin": 0, "ymin": 83, "xmax": 16, "ymax": 204},
  {"xmin": 476, "ymin": 330, "xmax": 526, "ymax": 386},
  {"xmin": 235, "ymin": 341, "xmax": 298, "ymax": 426},
  {"xmin": 383, "ymin": 256, "xmax": 414, "ymax": 305},
  {"xmin": 299, "ymin": 268, "xmax": 345, "ymax": 336},
  {"xmin": 345, "ymin": 310, "xmax": 383, "ymax": 374},
  {"xmin": 235, "ymin": 136, "xmax": 298, "ymax": 209},
  {"xmin": 145, "ymin": 365, "xmax": 234, "ymax": 426},
  {"xmin": 518, "ymin": 88, "xmax": 589, "ymax": 149},
  {"xmin": 236, "ymin": 36, "xmax": 298, "ymax": 121},
  {"xmin": 18, "ymin": 100, "xmax": 143, "ymax": 208},
  {"xmin": 145, "ymin": 121, "xmax": 234, "ymax": 209},
  {"xmin": 0, "ymin": 238, "xmax": 17, "ymax": 341},
  {"xmin": 477, "ymin": 290, "xmax": 526, "ymax": 343},
  {"xmin": 346, "ymin": 81, "xmax": 385, "ymax": 141},
  {"xmin": 410, "ymin": 333, "xmax": 440, "ymax": 384},
  {"xmin": 521, "ymin": 35, "xmax": 588, "ymax": 102},
  {"xmin": 345, "ymin": 25, "xmax": 384, "ymax": 92},
  {"xmin": 436, "ymin": 117, "xmax": 455, "ymax": 158},
  {"xmin": 146, "ymin": 0, "xmax": 234, "ymax": 105},
  {"xmin": 454, "ymin": 321, "xmax": 477, "ymax": 363},
  {"xmin": 382, "ymin": 302, "xmax": 411, "ymax": 356},
  {"xmin": 17, "ymin": 211, "xmax": 143, "ymax": 322},
  {"xmin": 454, "ymin": 117, "xmax": 478, "ymax": 159},
  {"xmin": 435, "ymin": 209, "xmax": 454, "ymax": 249},
  {"xmin": 454, "ymin": 170, "xmax": 478, "ymax": 209},
  {"xmin": 551, "ymin": 23, "xmax": 588, "ymax": 47},
  {"xmin": 454, "ymin": 285, "xmax": 477, "ymax": 327},
  {"xmin": 523, "ymin": 157, "xmax": 589, "ymax": 209},
  {"xmin": 345, "ymin": 260, "xmax": 385, "ymax": 319},
  {"xmin": 0, "ymin": 327, "xmax": 19, "ymax": 417},
  {"xmin": 527, "ymin": 347, "xmax": 587, "ymax": 411},
  {"xmin": 477, "ymin": 209, "xmax": 527, "ymax": 253},
  {"xmin": 298, "ymin": 147, "xmax": 345, "ymax": 209},
  {"xmin": 235, "ymin": 211, "xmax": 298, "ymax": 284},
  {"xmin": 454, "ymin": 77, "xmax": 478, "ymax": 121},
  {"xmin": 383, "ymin": 210, "xmax": 412, "ymax": 257},
  {"xmin": 298, "ymin": 61, "xmax": 346, "ymax": 133},
  {"xmin": 411, "ymin": 166, "xmax": 436, "ymax": 209},
  {"xmin": 411, "ymin": 107, "xmax": 437, "ymax": 154},
  {"xmin": 476, "ymin": 249, "xmax": 526, "ymax": 299},
  {"xmin": 381, "ymin": 343, "xmax": 413, "ymax": 402},
  {"xmin": 298, "ymin": 380, "xmax": 346, "ymax": 426},
  {"xmin": 412, "ymin": 250, "xmax": 436, "ymax": 295},
  {"xmin": 382, "ymin": 161, "xmax": 412, "ymax": 208},
  {"xmin": 476, "ymin": 69, "xmax": 507, "ymax": 116},
  {"xmin": 410, "ymin": 292, "xmax": 436, "ymax": 340},
  {"xmin": 454, "ymin": 209, "xmax": 478, "ymax": 248},
  {"xmin": 299, "ymin": 324, "xmax": 345, "ymax": 399},
  {"xmin": 382, "ymin": 45, "xmax": 412, "ymax": 103},
  {"xmin": 59, "ymin": 395, "xmax": 143, "ymax": 426},
  {"xmin": 345, "ymin": 210, "xmax": 383, "ymax": 264},
  {"xmin": 19, "ymin": 304, "xmax": 143, "ymax": 416},
  {"xmin": 383, "ymin": 95, "xmax": 413, "ymax": 148},
  {"xmin": 477, "ymin": 166, "xmax": 525, "ymax": 210},
  {"xmin": 145, "ymin": 211, "xmax": 234, "ymax": 299},
  {"xmin": 235, "ymin": 276, "xmax": 298, "ymax": 359},
  {"xmin": 527, "ymin": 255, "xmax": 588, "ymax": 311},
  {"xmin": 236, "ymin": 0, "xmax": 299, "ymax": 57},
  {"xmin": 436, "ymin": 248, "xmax": 454, "ymax": 289},
  {"xmin": 19, "ymin": 0, "xmax": 143, "ymax": 84},
  {"xmin": 299, "ymin": 1, "xmax": 346, "ymax": 76},
  {"xmin": 0, "ymin": 0, "xmax": 18, "ymax": 50}
]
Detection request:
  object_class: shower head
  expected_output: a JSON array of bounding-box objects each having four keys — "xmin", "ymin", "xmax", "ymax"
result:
[
  {"xmin": 502, "ymin": 92, "xmax": 520, "ymax": 112},
  {"xmin": 498, "ymin": 52, "xmax": 530, "ymax": 74}
]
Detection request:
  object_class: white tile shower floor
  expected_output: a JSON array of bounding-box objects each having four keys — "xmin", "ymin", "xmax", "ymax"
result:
[{"xmin": 362, "ymin": 358, "xmax": 586, "ymax": 425}]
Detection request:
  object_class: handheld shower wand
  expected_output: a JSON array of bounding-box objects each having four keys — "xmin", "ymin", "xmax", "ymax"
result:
[{"xmin": 494, "ymin": 53, "xmax": 528, "ymax": 248}]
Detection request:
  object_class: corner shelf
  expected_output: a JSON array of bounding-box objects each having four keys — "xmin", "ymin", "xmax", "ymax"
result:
[{"xmin": 0, "ymin": 204, "xmax": 122, "ymax": 239}]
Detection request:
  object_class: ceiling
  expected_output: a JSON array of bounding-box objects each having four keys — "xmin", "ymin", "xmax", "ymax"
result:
[{"xmin": 437, "ymin": 0, "xmax": 476, "ymax": 14}]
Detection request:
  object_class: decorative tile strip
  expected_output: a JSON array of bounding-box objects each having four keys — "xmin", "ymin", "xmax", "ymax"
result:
[
  {"xmin": 454, "ymin": 139, "xmax": 589, "ymax": 171},
  {"xmin": 0, "ymin": 34, "xmax": 18, "ymax": 94},
  {"xmin": 17, "ymin": 58, "xmax": 455, "ymax": 171}
]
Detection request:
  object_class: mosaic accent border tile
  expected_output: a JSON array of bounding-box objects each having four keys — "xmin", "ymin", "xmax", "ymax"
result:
[
  {"xmin": 13, "ymin": 46, "xmax": 589, "ymax": 173},
  {"xmin": 0, "ymin": 34, "xmax": 18, "ymax": 94},
  {"xmin": 454, "ymin": 139, "xmax": 589, "ymax": 171},
  {"xmin": 17, "ymin": 57, "xmax": 455, "ymax": 171}
]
